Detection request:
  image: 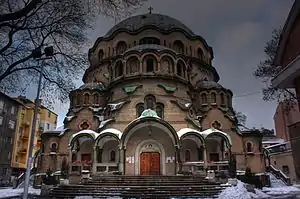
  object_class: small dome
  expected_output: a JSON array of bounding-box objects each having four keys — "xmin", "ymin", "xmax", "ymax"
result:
[
  {"xmin": 105, "ymin": 13, "xmax": 195, "ymax": 37},
  {"xmin": 196, "ymin": 80, "xmax": 224, "ymax": 90},
  {"xmin": 79, "ymin": 82, "xmax": 105, "ymax": 90},
  {"xmin": 124, "ymin": 44, "xmax": 174, "ymax": 54}
]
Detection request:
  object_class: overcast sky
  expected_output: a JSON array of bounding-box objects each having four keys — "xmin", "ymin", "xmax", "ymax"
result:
[{"xmin": 24, "ymin": 0, "xmax": 294, "ymax": 131}]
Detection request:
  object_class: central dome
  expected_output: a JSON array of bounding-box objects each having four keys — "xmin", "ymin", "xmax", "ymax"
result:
[{"xmin": 105, "ymin": 13, "xmax": 195, "ymax": 37}]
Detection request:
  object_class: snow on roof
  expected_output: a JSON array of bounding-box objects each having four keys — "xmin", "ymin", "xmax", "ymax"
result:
[
  {"xmin": 69, "ymin": 129, "xmax": 99, "ymax": 146},
  {"xmin": 98, "ymin": 128, "xmax": 122, "ymax": 139},
  {"xmin": 177, "ymin": 128, "xmax": 202, "ymax": 139}
]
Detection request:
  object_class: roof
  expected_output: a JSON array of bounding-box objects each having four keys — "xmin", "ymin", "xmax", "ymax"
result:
[
  {"xmin": 274, "ymin": 0, "xmax": 300, "ymax": 66},
  {"xmin": 124, "ymin": 44, "xmax": 175, "ymax": 54},
  {"xmin": 105, "ymin": 13, "xmax": 195, "ymax": 38},
  {"xmin": 0, "ymin": 92, "xmax": 23, "ymax": 106},
  {"xmin": 78, "ymin": 82, "xmax": 105, "ymax": 91},
  {"xmin": 195, "ymin": 80, "xmax": 224, "ymax": 90}
]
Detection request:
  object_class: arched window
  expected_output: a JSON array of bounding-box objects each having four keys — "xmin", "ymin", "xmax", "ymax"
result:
[
  {"xmin": 211, "ymin": 93, "xmax": 216, "ymax": 103},
  {"xmin": 139, "ymin": 37, "xmax": 160, "ymax": 45},
  {"xmin": 227, "ymin": 95, "xmax": 231, "ymax": 107},
  {"xmin": 99, "ymin": 49, "xmax": 104, "ymax": 61},
  {"xmin": 110, "ymin": 150, "xmax": 116, "ymax": 162},
  {"xmin": 72, "ymin": 153, "xmax": 77, "ymax": 163},
  {"xmin": 50, "ymin": 143, "xmax": 57, "ymax": 153},
  {"xmin": 146, "ymin": 58, "xmax": 154, "ymax": 72},
  {"xmin": 176, "ymin": 61, "xmax": 185, "ymax": 78},
  {"xmin": 173, "ymin": 40, "xmax": 184, "ymax": 53},
  {"xmin": 115, "ymin": 61, "xmax": 123, "ymax": 77},
  {"xmin": 136, "ymin": 103, "xmax": 145, "ymax": 117},
  {"xmin": 197, "ymin": 48, "xmax": 204, "ymax": 60},
  {"xmin": 116, "ymin": 41, "xmax": 127, "ymax": 54},
  {"xmin": 161, "ymin": 57, "xmax": 174, "ymax": 74},
  {"xmin": 201, "ymin": 93, "xmax": 207, "ymax": 104},
  {"xmin": 189, "ymin": 46, "xmax": 193, "ymax": 56},
  {"xmin": 126, "ymin": 57, "xmax": 139, "ymax": 74},
  {"xmin": 220, "ymin": 93, "xmax": 225, "ymax": 105},
  {"xmin": 185, "ymin": 150, "xmax": 191, "ymax": 162},
  {"xmin": 246, "ymin": 142, "xmax": 252, "ymax": 153},
  {"xmin": 145, "ymin": 95, "xmax": 156, "ymax": 109},
  {"xmin": 156, "ymin": 103, "xmax": 164, "ymax": 119},
  {"xmin": 83, "ymin": 93, "xmax": 89, "ymax": 105},
  {"xmin": 93, "ymin": 94, "xmax": 99, "ymax": 105}
]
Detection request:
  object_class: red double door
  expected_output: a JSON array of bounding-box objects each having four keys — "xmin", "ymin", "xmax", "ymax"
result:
[{"xmin": 140, "ymin": 152, "xmax": 160, "ymax": 175}]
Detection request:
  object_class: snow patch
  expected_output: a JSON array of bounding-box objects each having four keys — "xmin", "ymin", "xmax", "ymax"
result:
[{"xmin": 0, "ymin": 187, "xmax": 40, "ymax": 198}]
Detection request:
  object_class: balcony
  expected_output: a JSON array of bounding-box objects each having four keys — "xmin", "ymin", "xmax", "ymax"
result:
[{"xmin": 18, "ymin": 148, "xmax": 27, "ymax": 154}]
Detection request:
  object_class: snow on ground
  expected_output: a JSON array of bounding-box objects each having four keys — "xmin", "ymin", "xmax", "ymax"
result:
[
  {"xmin": 218, "ymin": 180, "xmax": 300, "ymax": 199},
  {"xmin": 0, "ymin": 187, "xmax": 40, "ymax": 198}
]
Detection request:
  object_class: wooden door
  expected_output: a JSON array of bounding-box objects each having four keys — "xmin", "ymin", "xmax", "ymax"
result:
[{"xmin": 140, "ymin": 152, "xmax": 160, "ymax": 175}]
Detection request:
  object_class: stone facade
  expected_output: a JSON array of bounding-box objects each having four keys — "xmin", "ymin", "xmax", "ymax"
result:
[{"xmin": 38, "ymin": 13, "xmax": 264, "ymax": 181}]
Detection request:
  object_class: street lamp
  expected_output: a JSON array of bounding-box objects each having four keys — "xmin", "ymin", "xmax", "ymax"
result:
[{"xmin": 23, "ymin": 46, "xmax": 54, "ymax": 199}]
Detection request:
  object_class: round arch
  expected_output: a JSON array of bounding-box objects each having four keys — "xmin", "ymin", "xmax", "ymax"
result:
[
  {"xmin": 95, "ymin": 128, "xmax": 122, "ymax": 146},
  {"xmin": 121, "ymin": 117, "xmax": 179, "ymax": 148},
  {"xmin": 177, "ymin": 128, "xmax": 205, "ymax": 144},
  {"xmin": 203, "ymin": 130, "xmax": 232, "ymax": 149},
  {"xmin": 69, "ymin": 130, "xmax": 98, "ymax": 147}
]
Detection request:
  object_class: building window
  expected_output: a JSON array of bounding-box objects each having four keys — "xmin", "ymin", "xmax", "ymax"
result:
[
  {"xmin": 211, "ymin": 93, "xmax": 216, "ymax": 103},
  {"xmin": 173, "ymin": 40, "xmax": 184, "ymax": 53},
  {"xmin": 220, "ymin": 93, "xmax": 225, "ymax": 105},
  {"xmin": 10, "ymin": 106, "xmax": 15, "ymax": 115},
  {"xmin": 46, "ymin": 123, "xmax": 50, "ymax": 130},
  {"xmin": 145, "ymin": 95, "xmax": 156, "ymax": 109},
  {"xmin": 7, "ymin": 137, "xmax": 12, "ymax": 144},
  {"xmin": 110, "ymin": 150, "xmax": 116, "ymax": 162},
  {"xmin": 48, "ymin": 111, "xmax": 51, "ymax": 118},
  {"xmin": 156, "ymin": 103, "xmax": 164, "ymax": 119},
  {"xmin": 115, "ymin": 61, "xmax": 123, "ymax": 77},
  {"xmin": 8, "ymin": 152, "xmax": 11, "ymax": 160},
  {"xmin": 2, "ymin": 168, "xmax": 7, "ymax": 175},
  {"xmin": 197, "ymin": 48, "xmax": 204, "ymax": 60},
  {"xmin": 83, "ymin": 94, "xmax": 89, "ymax": 105},
  {"xmin": 201, "ymin": 93, "xmax": 207, "ymax": 104},
  {"xmin": 50, "ymin": 143, "xmax": 57, "ymax": 153},
  {"xmin": 139, "ymin": 37, "xmax": 160, "ymax": 45},
  {"xmin": 99, "ymin": 49, "xmax": 104, "ymax": 61},
  {"xmin": 227, "ymin": 95, "xmax": 231, "ymax": 107},
  {"xmin": 136, "ymin": 103, "xmax": 145, "ymax": 117},
  {"xmin": 116, "ymin": 41, "xmax": 127, "ymax": 54},
  {"xmin": 0, "ymin": 101, "xmax": 4, "ymax": 111},
  {"xmin": 93, "ymin": 94, "xmax": 99, "ymax": 105},
  {"xmin": 80, "ymin": 121, "xmax": 90, "ymax": 130},
  {"xmin": 0, "ymin": 116, "xmax": 3, "ymax": 126},
  {"xmin": 246, "ymin": 142, "xmax": 252, "ymax": 153},
  {"xmin": 8, "ymin": 120, "xmax": 15, "ymax": 129},
  {"xmin": 185, "ymin": 150, "xmax": 191, "ymax": 162},
  {"xmin": 126, "ymin": 57, "xmax": 139, "ymax": 74},
  {"xmin": 146, "ymin": 58, "xmax": 154, "ymax": 72}
]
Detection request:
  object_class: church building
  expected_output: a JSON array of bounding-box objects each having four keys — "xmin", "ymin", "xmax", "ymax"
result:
[{"xmin": 38, "ymin": 11, "xmax": 264, "ymax": 181}]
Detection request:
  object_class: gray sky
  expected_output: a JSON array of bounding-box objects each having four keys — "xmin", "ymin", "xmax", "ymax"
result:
[{"xmin": 24, "ymin": 0, "xmax": 295, "ymax": 131}]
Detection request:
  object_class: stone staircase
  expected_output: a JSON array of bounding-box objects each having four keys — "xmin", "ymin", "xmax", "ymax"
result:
[{"xmin": 46, "ymin": 175, "xmax": 228, "ymax": 198}]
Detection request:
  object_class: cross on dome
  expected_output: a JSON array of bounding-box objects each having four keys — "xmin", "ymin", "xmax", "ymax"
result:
[{"xmin": 148, "ymin": 6, "xmax": 153, "ymax": 14}]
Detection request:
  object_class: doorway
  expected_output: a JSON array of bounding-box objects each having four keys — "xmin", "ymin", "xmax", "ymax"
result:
[{"xmin": 140, "ymin": 152, "xmax": 160, "ymax": 175}]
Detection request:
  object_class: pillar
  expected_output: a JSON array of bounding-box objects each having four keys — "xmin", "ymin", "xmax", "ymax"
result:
[
  {"xmin": 119, "ymin": 146, "xmax": 124, "ymax": 174},
  {"xmin": 176, "ymin": 146, "xmax": 182, "ymax": 173},
  {"xmin": 93, "ymin": 146, "xmax": 97, "ymax": 173},
  {"xmin": 203, "ymin": 145, "xmax": 208, "ymax": 170}
]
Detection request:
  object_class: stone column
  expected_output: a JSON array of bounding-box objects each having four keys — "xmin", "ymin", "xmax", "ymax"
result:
[
  {"xmin": 176, "ymin": 146, "xmax": 182, "ymax": 173},
  {"xmin": 119, "ymin": 146, "xmax": 124, "ymax": 174},
  {"xmin": 93, "ymin": 146, "xmax": 97, "ymax": 174},
  {"xmin": 203, "ymin": 145, "xmax": 208, "ymax": 170}
]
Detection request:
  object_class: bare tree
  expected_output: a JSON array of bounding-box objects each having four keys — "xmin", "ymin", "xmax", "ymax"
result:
[
  {"xmin": 254, "ymin": 28, "xmax": 297, "ymax": 110},
  {"xmin": 0, "ymin": 0, "xmax": 144, "ymax": 105}
]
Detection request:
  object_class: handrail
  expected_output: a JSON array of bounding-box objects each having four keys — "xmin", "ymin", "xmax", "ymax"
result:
[{"xmin": 269, "ymin": 165, "xmax": 291, "ymax": 186}]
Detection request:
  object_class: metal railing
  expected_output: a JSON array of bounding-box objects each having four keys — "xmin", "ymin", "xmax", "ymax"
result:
[{"xmin": 267, "ymin": 165, "xmax": 291, "ymax": 186}]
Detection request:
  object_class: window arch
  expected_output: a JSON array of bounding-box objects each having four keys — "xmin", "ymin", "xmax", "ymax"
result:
[
  {"xmin": 99, "ymin": 49, "xmax": 104, "ymax": 61},
  {"xmin": 201, "ymin": 93, "xmax": 207, "ymax": 104},
  {"xmin": 145, "ymin": 95, "xmax": 156, "ymax": 109},
  {"xmin": 83, "ymin": 93, "xmax": 89, "ymax": 105},
  {"xmin": 143, "ymin": 56, "xmax": 157, "ymax": 73},
  {"xmin": 156, "ymin": 103, "xmax": 164, "ymax": 119},
  {"xmin": 126, "ymin": 57, "xmax": 139, "ymax": 74},
  {"xmin": 139, "ymin": 37, "xmax": 160, "ymax": 45},
  {"xmin": 50, "ymin": 143, "xmax": 57, "ymax": 153},
  {"xmin": 176, "ymin": 60, "xmax": 185, "ymax": 78},
  {"xmin": 197, "ymin": 48, "xmax": 204, "ymax": 60},
  {"xmin": 115, "ymin": 61, "xmax": 123, "ymax": 78},
  {"xmin": 116, "ymin": 41, "xmax": 127, "ymax": 54},
  {"xmin": 220, "ymin": 93, "xmax": 225, "ymax": 105},
  {"xmin": 173, "ymin": 40, "xmax": 184, "ymax": 53},
  {"xmin": 185, "ymin": 150, "xmax": 191, "ymax": 162},
  {"xmin": 211, "ymin": 93, "xmax": 216, "ymax": 103},
  {"xmin": 110, "ymin": 150, "xmax": 116, "ymax": 162},
  {"xmin": 136, "ymin": 103, "xmax": 145, "ymax": 117},
  {"xmin": 246, "ymin": 142, "xmax": 253, "ymax": 153},
  {"xmin": 161, "ymin": 56, "xmax": 174, "ymax": 74},
  {"xmin": 93, "ymin": 93, "xmax": 99, "ymax": 105}
]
